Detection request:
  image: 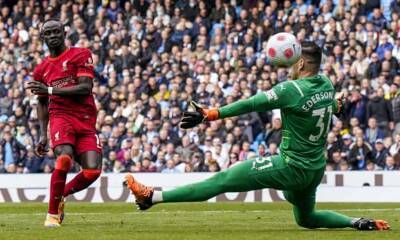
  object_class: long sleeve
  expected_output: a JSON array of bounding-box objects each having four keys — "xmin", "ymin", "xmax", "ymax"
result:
[
  {"xmin": 219, "ymin": 82, "xmax": 298, "ymax": 119},
  {"xmin": 219, "ymin": 93, "xmax": 269, "ymax": 119}
]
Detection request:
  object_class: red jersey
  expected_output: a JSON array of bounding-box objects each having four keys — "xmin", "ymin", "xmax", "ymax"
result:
[{"xmin": 32, "ymin": 47, "xmax": 96, "ymax": 118}]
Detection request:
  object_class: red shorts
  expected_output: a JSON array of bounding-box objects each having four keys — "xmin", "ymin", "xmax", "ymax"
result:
[{"xmin": 49, "ymin": 114, "xmax": 102, "ymax": 156}]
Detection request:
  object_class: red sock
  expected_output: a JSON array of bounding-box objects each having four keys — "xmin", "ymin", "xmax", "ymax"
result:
[
  {"xmin": 48, "ymin": 155, "xmax": 72, "ymax": 215},
  {"xmin": 63, "ymin": 169, "xmax": 101, "ymax": 197}
]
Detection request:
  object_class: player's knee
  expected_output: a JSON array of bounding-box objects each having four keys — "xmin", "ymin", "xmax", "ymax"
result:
[
  {"xmin": 82, "ymin": 169, "xmax": 101, "ymax": 181},
  {"xmin": 283, "ymin": 191, "xmax": 293, "ymax": 204},
  {"xmin": 294, "ymin": 213, "xmax": 317, "ymax": 229},
  {"xmin": 84, "ymin": 159, "xmax": 102, "ymax": 170},
  {"xmin": 55, "ymin": 154, "xmax": 73, "ymax": 171},
  {"xmin": 54, "ymin": 145, "xmax": 74, "ymax": 157},
  {"xmin": 79, "ymin": 151, "xmax": 102, "ymax": 169}
]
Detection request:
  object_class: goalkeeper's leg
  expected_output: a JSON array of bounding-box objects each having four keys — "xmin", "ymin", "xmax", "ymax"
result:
[
  {"xmin": 125, "ymin": 155, "xmax": 293, "ymax": 209},
  {"xmin": 284, "ymin": 188, "xmax": 353, "ymax": 229},
  {"xmin": 284, "ymin": 173, "xmax": 389, "ymax": 230}
]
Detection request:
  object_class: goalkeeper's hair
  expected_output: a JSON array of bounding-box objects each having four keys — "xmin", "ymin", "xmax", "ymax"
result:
[{"xmin": 301, "ymin": 41, "xmax": 322, "ymax": 67}]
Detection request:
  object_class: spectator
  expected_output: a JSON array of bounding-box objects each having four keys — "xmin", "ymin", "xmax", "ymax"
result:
[
  {"xmin": 346, "ymin": 88, "xmax": 369, "ymax": 128},
  {"xmin": 351, "ymin": 50, "xmax": 369, "ymax": 80},
  {"xmin": 24, "ymin": 146, "xmax": 43, "ymax": 173},
  {"xmin": 0, "ymin": 130, "xmax": 26, "ymax": 173},
  {"xmin": 339, "ymin": 161, "xmax": 350, "ymax": 171},
  {"xmin": 366, "ymin": 53, "xmax": 381, "ymax": 79},
  {"xmin": 238, "ymin": 141, "xmax": 252, "ymax": 161},
  {"xmin": 372, "ymin": 139, "xmax": 390, "ymax": 168},
  {"xmin": 257, "ymin": 144, "xmax": 267, "ymax": 157},
  {"xmin": 0, "ymin": 0, "xmax": 399, "ymax": 174},
  {"xmin": 41, "ymin": 150, "xmax": 56, "ymax": 174},
  {"xmin": 331, "ymin": 151, "xmax": 346, "ymax": 170},
  {"xmin": 208, "ymin": 160, "xmax": 221, "ymax": 173},
  {"xmin": 225, "ymin": 152, "xmax": 239, "ymax": 169},
  {"xmin": 266, "ymin": 142, "xmax": 279, "ymax": 156},
  {"xmin": 161, "ymin": 159, "xmax": 181, "ymax": 173},
  {"xmin": 15, "ymin": 126, "xmax": 33, "ymax": 147},
  {"xmin": 113, "ymin": 160, "xmax": 126, "ymax": 173},
  {"xmin": 340, "ymin": 134, "xmax": 353, "ymax": 158},
  {"xmin": 376, "ymin": 34, "xmax": 393, "ymax": 60},
  {"xmin": 176, "ymin": 135, "xmax": 195, "ymax": 162},
  {"xmin": 389, "ymin": 83, "xmax": 400, "ymax": 135},
  {"xmin": 389, "ymin": 133, "xmax": 400, "ymax": 159},
  {"xmin": 366, "ymin": 88, "xmax": 393, "ymax": 135},
  {"xmin": 213, "ymin": 142, "xmax": 228, "ymax": 169},
  {"xmin": 366, "ymin": 161, "xmax": 378, "ymax": 171},
  {"xmin": 327, "ymin": 132, "xmax": 342, "ymax": 163},
  {"xmin": 139, "ymin": 156, "xmax": 157, "ymax": 173},
  {"xmin": 348, "ymin": 137, "xmax": 374, "ymax": 170},
  {"xmin": 365, "ymin": 117, "xmax": 385, "ymax": 144},
  {"xmin": 384, "ymin": 155, "xmax": 398, "ymax": 170},
  {"xmin": 265, "ymin": 117, "xmax": 282, "ymax": 146}
]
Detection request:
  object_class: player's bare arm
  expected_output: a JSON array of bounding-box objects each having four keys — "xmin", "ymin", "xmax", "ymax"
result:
[
  {"xmin": 26, "ymin": 77, "xmax": 93, "ymax": 96},
  {"xmin": 36, "ymin": 95, "xmax": 49, "ymax": 157},
  {"xmin": 27, "ymin": 19, "xmax": 102, "ymax": 228}
]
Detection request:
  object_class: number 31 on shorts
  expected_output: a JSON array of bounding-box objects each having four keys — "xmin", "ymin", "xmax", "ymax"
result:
[{"xmin": 251, "ymin": 157, "xmax": 273, "ymax": 171}]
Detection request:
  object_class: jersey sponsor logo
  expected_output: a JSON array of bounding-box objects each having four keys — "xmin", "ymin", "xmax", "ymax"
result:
[
  {"xmin": 265, "ymin": 89, "xmax": 278, "ymax": 101},
  {"xmin": 62, "ymin": 60, "xmax": 69, "ymax": 71},
  {"xmin": 51, "ymin": 76, "xmax": 75, "ymax": 88},
  {"xmin": 301, "ymin": 91, "xmax": 334, "ymax": 111}
]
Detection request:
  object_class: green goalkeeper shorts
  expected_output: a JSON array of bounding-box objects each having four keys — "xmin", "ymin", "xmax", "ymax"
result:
[
  {"xmin": 247, "ymin": 154, "xmax": 324, "ymax": 190},
  {"xmin": 246, "ymin": 154, "xmax": 325, "ymax": 208}
]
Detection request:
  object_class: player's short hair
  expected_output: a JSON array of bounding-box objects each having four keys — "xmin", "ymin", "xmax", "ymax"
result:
[
  {"xmin": 40, "ymin": 18, "xmax": 63, "ymax": 32},
  {"xmin": 301, "ymin": 41, "xmax": 322, "ymax": 67}
]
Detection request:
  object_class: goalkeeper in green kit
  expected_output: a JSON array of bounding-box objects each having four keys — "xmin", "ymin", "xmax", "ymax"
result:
[{"xmin": 124, "ymin": 42, "xmax": 389, "ymax": 231}]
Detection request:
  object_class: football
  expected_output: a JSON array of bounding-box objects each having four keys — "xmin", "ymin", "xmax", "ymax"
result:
[{"xmin": 266, "ymin": 32, "xmax": 302, "ymax": 67}]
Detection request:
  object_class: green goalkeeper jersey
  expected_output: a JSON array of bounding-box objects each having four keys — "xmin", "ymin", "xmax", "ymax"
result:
[{"xmin": 219, "ymin": 74, "xmax": 337, "ymax": 170}]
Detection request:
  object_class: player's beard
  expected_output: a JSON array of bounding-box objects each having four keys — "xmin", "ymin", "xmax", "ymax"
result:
[
  {"xmin": 288, "ymin": 58, "xmax": 303, "ymax": 80},
  {"xmin": 288, "ymin": 66, "xmax": 297, "ymax": 80},
  {"xmin": 48, "ymin": 39, "xmax": 61, "ymax": 48}
]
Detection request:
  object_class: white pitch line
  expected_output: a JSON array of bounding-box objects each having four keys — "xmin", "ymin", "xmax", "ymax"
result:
[{"xmin": 1, "ymin": 208, "xmax": 400, "ymax": 217}]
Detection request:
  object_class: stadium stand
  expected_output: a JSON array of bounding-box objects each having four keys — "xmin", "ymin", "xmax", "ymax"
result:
[{"xmin": 0, "ymin": 0, "xmax": 399, "ymax": 173}]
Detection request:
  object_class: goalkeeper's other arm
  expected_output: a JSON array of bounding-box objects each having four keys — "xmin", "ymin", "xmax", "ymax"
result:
[{"xmin": 333, "ymin": 92, "xmax": 345, "ymax": 118}]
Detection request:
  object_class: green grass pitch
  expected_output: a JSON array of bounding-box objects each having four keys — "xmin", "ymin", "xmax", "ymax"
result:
[{"xmin": 0, "ymin": 202, "xmax": 398, "ymax": 240}]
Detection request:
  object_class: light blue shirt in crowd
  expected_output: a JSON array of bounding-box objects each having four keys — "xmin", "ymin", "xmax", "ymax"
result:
[
  {"xmin": 4, "ymin": 142, "xmax": 14, "ymax": 166},
  {"xmin": 161, "ymin": 168, "xmax": 181, "ymax": 173}
]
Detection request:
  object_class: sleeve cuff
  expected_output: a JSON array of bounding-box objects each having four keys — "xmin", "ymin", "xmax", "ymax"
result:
[{"xmin": 77, "ymin": 72, "xmax": 94, "ymax": 78}]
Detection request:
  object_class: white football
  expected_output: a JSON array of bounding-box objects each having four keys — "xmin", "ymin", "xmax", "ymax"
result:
[{"xmin": 266, "ymin": 32, "xmax": 302, "ymax": 67}]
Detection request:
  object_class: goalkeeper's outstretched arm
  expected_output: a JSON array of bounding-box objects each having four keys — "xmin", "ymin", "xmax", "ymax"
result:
[
  {"xmin": 218, "ymin": 93, "xmax": 270, "ymax": 118},
  {"xmin": 180, "ymin": 85, "xmax": 287, "ymax": 129}
]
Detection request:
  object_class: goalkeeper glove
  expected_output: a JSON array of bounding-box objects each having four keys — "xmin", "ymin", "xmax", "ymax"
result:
[{"xmin": 180, "ymin": 101, "xmax": 220, "ymax": 129}]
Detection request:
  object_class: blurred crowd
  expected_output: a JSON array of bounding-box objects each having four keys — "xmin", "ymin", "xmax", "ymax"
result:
[{"xmin": 0, "ymin": 0, "xmax": 399, "ymax": 174}]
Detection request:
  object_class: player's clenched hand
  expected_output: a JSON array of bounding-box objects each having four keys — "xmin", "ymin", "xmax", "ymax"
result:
[
  {"xmin": 26, "ymin": 81, "xmax": 48, "ymax": 95},
  {"xmin": 35, "ymin": 136, "xmax": 48, "ymax": 157},
  {"xmin": 180, "ymin": 101, "xmax": 220, "ymax": 129},
  {"xmin": 335, "ymin": 92, "xmax": 345, "ymax": 113}
]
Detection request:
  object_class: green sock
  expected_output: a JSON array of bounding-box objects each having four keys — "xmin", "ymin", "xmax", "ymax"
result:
[
  {"xmin": 293, "ymin": 207, "xmax": 353, "ymax": 228},
  {"xmin": 162, "ymin": 160, "xmax": 263, "ymax": 202}
]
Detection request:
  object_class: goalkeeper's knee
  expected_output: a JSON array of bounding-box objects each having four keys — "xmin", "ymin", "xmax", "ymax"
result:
[{"xmin": 294, "ymin": 212, "xmax": 318, "ymax": 229}]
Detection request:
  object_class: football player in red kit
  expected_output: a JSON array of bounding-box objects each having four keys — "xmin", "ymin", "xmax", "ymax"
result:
[{"xmin": 26, "ymin": 19, "xmax": 102, "ymax": 227}]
